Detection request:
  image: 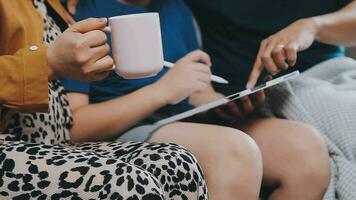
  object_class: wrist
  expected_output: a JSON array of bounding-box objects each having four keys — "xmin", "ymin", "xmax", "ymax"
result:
[
  {"xmin": 306, "ymin": 17, "xmax": 323, "ymax": 41},
  {"xmin": 147, "ymin": 83, "xmax": 171, "ymax": 106},
  {"xmin": 46, "ymin": 46, "xmax": 59, "ymax": 80}
]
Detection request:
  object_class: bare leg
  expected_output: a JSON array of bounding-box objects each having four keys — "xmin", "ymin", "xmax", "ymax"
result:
[
  {"xmin": 149, "ymin": 122, "xmax": 263, "ymax": 200},
  {"xmin": 237, "ymin": 118, "xmax": 331, "ymax": 200}
]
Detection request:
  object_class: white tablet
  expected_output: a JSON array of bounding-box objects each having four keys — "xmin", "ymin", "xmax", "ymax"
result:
[{"xmin": 155, "ymin": 71, "xmax": 300, "ymax": 125}]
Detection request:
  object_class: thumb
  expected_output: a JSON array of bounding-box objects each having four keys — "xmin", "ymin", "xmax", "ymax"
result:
[
  {"xmin": 246, "ymin": 58, "xmax": 264, "ymax": 89},
  {"xmin": 71, "ymin": 18, "xmax": 107, "ymax": 33}
]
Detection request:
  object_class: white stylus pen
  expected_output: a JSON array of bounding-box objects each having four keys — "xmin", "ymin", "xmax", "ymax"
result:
[{"xmin": 163, "ymin": 61, "xmax": 229, "ymax": 84}]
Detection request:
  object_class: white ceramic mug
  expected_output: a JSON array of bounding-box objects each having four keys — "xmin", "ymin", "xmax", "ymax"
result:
[{"xmin": 108, "ymin": 13, "xmax": 164, "ymax": 79}]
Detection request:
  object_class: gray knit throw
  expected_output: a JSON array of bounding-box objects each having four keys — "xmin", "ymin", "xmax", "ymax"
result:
[{"xmin": 262, "ymin": 57, "xmax": 356, "ymax": 200}]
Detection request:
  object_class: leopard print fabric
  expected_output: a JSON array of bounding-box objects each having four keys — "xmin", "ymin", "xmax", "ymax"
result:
[
  {"xmin": 0, "ymin": 1, "xmax": 208, "ymax": 199},
  {"xmin": 0, "ymin": 141, "xmax": 207, "ymax": 200}
]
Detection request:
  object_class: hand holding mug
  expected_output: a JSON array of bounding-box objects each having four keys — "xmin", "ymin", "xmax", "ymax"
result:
[
  {"xmin": 153, "ymin": 50, "xmax": 212, "ymax": 105},
  {"xmin": 47, "ymin": 18, "xmax": 114, "ymax": 81}
]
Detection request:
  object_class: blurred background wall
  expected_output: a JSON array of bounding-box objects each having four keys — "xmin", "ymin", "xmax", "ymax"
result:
[{"xmin": 346, "ymin": 47, "xmax": 356, "ymax": 58}]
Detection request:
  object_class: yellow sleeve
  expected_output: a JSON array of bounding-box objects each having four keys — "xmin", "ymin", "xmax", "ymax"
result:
[{"xmin": 0, "ymin": 44, "xmax": 49, "ymax": 113}]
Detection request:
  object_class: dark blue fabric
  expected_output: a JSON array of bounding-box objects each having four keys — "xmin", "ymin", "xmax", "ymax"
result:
[
  {"xmin": 63, "ymin": 0, "xmax": 200, "ymax": 114},
  {"xmin": 186, "ymin": 0, "xmax": 352, "ymax": 94}
]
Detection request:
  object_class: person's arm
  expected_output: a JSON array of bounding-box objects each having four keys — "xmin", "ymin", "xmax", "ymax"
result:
[
  {"xmin": 247, "ymin": 0, "xmax": 356, "ymax": 88},
  {"xmin": 68, "ymin": 85, "xmax": 167, "ymax": 142},
  {"xmin": 0, "ymin": 45, "xmax": 51, "ymax": 112},
  {"xmin": 314, "ymin": 0, "xmax": 356, "ymax": 46},
  {"xmin": 68, "ymin": 50, "xmax": 212, "ymax": 143}
]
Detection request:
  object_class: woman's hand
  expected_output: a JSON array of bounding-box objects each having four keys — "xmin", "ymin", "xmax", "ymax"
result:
[
  {"xmin": 47, "ymin": 18, "xmax": 114, "ymax": 81},
  {"xmin": 247, "ymin": 18, "xmax": 319, "ymax": 88},
  {"xmin": 214, "ymin": 90, "xmax": 266, "ymax": 122},
  {"xmin": 153, "ymin": 50, "xmax": 212, "ymax": 105}
]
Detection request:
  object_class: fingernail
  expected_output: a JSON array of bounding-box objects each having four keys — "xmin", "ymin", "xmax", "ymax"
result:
[
  {"xmin": 99, "ymin": 18, "xmax": 107, "ymax": 23},
  {"xmin": 69, "ymin": 7, "xmax": 76, "ymax": 15},
  {"xmin": 246, "ymin": 82, "xmax": 252, "ymax": 89}
]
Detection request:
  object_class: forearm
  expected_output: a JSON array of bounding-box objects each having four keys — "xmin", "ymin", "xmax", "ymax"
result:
[
  {"xmin": 311, "ymin": 0, "xmax": 356, "ymax": 46},
  {"xmin": 69, "ymin": 84, "xmax": 167, "ymax": 142}
]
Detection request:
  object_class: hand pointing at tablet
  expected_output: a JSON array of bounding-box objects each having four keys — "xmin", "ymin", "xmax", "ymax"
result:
[{"xmin": 246, "ymin": 19, "xmax": 317, "ymax": 89}]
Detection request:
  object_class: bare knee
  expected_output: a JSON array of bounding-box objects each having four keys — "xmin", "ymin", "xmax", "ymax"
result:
[
  {"xmin": 151, "ymin": 123, "xmax": 262, "ymax": 166},
  {"xmin": 150, "ymin": 123, "xmax": 263, "ymax": 198},
  {"xmin": 280, "ymin": 122, "xmax": 330, "ymax": 191},
  {"xmin": 222, "ymin": 128, "xmax": 262, "ymax": 171},
  {"xmin": 201, "ymin": 127, "xmax": 263, "ymax": 199},
  {"xmin": 222, "ymin": 128, "xmax": 263, "ymax": 190}
]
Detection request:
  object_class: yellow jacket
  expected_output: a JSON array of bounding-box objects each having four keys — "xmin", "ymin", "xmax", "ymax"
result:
[{"xmin": 0, "ymin": 0, "xmax": 68, "ymax": 113}]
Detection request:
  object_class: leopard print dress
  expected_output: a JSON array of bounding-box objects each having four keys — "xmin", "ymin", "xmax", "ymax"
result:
[{"xmin": 0, "ymin": 1, "xmax": 208, "ymax": 199}]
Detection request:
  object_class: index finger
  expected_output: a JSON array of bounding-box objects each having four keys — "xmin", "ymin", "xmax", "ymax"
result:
[
  {"xmin": 246, "ymin": 41, "xmax": 268, "ymax": 89},
  {"xmin": 67, "ymin": 0, "xmax": 79, "ymax": 15},
  {"xmin": 246, "ymin": 57, "xmax": 264, "ymax": 89},
  {"xmin": 71, "ymin": 18, "xmax": 108, "ymax": 34}
]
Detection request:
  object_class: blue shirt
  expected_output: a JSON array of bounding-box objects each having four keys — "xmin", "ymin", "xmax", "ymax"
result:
[
  {"xmin": 63, "ymin": 0, "xmax": 200, "ymax": 114},
  {"xmin": 186, "ymin": 0, "xmax": 352, "ymax": 94}
]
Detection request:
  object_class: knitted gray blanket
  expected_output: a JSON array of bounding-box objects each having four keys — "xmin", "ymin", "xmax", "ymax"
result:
[{"xmin": 262, "ymin": 57, "xmax": 356, "ymax": 200}]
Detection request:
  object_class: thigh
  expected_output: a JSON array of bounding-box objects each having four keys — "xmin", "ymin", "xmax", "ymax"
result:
[
  {"xmin": 236, "ymin": 118, "xmax": 329, "ymax": 186},
  {"xmin": 75, "ymin": 140, "xmax": 208, "ymax": 200},
  {"xmin": 148, "ymin": 122, "xmax": 255, "ymax": 161},
  {"xmin": 0, "ymin": 141, "xmax": 164, "ymax": 200}
]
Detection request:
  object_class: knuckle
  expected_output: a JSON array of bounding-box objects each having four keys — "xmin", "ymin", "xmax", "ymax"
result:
[
  {"xmin": 261, "ymin": 40, "xmax": 268, "ymax": 46},
  {"xmin": 82, "ymin": 66, "xmax": 93, "ymax": 74},
  {"xmin": 285, "ymin": 45, "xmax": 296, "ymax": 52},
  {"xmin": 194, "ymin": 50, "xmax": 204, "ymax": 58},
  {"xmin": 269, "ymin": 68, "xmax": 279, "ymax": 75},
  {"xmin": 75, "ymin": 52, "xmax": 89, "ymax": 64},
  {"xmin": 271, "ymin": 49, "xmax": 280, "ymax": 55},
  {"xmin": 261, "ymin": 55, "xmax": 271, "ymax": 62},
  {"xmin": 73, "ymin": 39, "xmax": 85, "ymax": 50},
  {"xmin": 194, "ymin": 49, "xmax": 204, "ymax": 54},
  {"xmin": 86, "ymin": 17, "xmax": 97, "ymax": 24},
  {"xmin": 104, "ymin": 44, "xmax": 111, "ymax": 54},
  {"xmin": 199, "ymin": 64, "xmax": 209, "ymax": 71},
  {"xmin": 201, "ymin": 51, "xmax": 209, "ymax": 58},
  {"xmin": 97, "ymin": 31, "xmax": 108, "ymax": 42}
]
